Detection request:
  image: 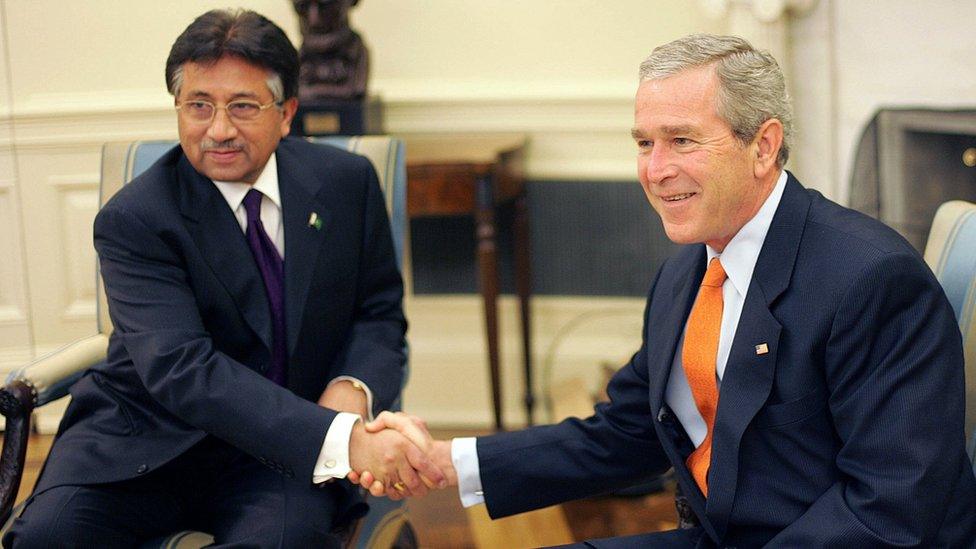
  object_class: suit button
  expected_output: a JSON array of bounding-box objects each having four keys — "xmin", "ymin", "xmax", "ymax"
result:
[
  {"xmin": 136, "ymin": 464, "xmax": 148, "ymax": 474},
  {"xmin": 286, "ymin": 469, "xmax": 295, "ymax": 478},
  {"xmin": 657, "ymin": 407, "xmax": 671, "ymax": 422}
]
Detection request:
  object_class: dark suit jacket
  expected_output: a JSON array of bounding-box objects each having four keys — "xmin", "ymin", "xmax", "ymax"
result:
[
  {"xmin": 36, "ymin": 137, "xmax": 406, "ymax": 496},
  {"xmin": 476, "ymin": 174, "xmax": 976, "ymax": 547}
]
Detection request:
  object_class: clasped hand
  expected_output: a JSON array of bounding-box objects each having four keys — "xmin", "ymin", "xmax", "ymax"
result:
[{"xmin": 348, "ymin": 411, "xmax": 456, "ymax": 500}]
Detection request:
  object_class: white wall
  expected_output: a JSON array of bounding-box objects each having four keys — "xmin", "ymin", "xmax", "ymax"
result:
[
  {"xmin": 0, "ymin": 1, "xmax": 32, "ymax": 366},
  {"xmin": 4, "ymin": 1, "xmax": 299, "ymax": 114}
]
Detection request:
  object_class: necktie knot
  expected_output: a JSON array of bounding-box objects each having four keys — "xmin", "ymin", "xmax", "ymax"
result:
[
  {"xmin": 243, "ymin": 188, "xmax": 263, "ymax": 222},
  {"xmin": 702, "ymin": 258, "xmax": 727, "ymax": 288}
]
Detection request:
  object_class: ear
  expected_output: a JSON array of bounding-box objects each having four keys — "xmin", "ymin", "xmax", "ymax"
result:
[
  {"xmin": 752, "ymin": 118, "xmax": 783, "ymax": 178},
  {"xmin": 279, "ymin": 97, "xmax": 299, "ymax": 137}
]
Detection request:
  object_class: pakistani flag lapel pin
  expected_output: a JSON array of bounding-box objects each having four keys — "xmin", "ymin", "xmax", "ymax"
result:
[{"xmin": 308, "ymin": 212, "xmax": 323, "ymax": 230}]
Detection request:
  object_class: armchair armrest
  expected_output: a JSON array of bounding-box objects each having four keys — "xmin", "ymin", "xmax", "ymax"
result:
[{"xmin": 0, "ymin": 334, "xmax": 108, "ymax": 522}]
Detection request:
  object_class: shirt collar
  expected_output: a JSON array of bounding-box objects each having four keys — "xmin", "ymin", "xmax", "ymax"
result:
[
  {"xmin": 212, "ymin": 153, "xmax": 281, "ymax": 211},
  {"xmin": 705, "ymin": 169, "xmax": 788, "ymax": 297}
]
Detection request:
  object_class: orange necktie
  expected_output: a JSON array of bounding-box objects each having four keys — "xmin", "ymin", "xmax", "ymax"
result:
[{"xmin": 682, "ymin": 257, "xmax": 727, "ymax": 496}]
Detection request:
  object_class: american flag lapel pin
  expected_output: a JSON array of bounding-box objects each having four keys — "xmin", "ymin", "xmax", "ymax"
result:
[
  {"xmin": 308, "ymin": 212, "xmax": 322, "ymax": 230},
  {"xmin": 755, "ymin": 343, "xmax": 769, "ymax": 355}
]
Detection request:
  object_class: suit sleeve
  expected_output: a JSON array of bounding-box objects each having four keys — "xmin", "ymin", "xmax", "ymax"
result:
[
  {"xmin": 768, "ymin": 251, "xmax": 969, "ymax": 547},
  {"xmin": 95, "ymin": 203, "xmax": 335, "ymax": 483},
  {"xmin": 326, "ymin": 159, "xmax": 407, "ymax": 415},
  {"xmin": 475, "ymin": 267, "xmax": 672, "ymax": 519}
]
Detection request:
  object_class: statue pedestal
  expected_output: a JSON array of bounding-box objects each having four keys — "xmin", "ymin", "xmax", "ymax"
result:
[{"xmin": 291, "ymin": 97, "xmax": 384, "ymax": 136}]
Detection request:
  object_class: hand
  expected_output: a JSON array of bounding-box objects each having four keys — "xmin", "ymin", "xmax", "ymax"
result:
[
  {"xmin": 348, "ymin": 411, "xmax": 457, "ymax": 495},
  {"xmin": 317, "ymin": 380, "xmax": 368, "ymax": 418},
  {"xmin": 348, "ymin": 420, "xmax": 445, "ymax": 500}
]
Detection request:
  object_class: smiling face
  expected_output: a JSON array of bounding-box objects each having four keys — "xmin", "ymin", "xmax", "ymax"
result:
[
  {"xmin": 633, "ymin": 64, "xmax": 779, "ymax": 251},
  {"xmin": 176, "ymin": 55, "xmax": 297, "ymax": 184}
]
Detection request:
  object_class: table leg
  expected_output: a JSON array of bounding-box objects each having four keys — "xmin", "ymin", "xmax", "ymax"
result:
[
  {"xmin": 513, "ymin": 192, "xmax": 534, "ymax": 426},
  {"xmin": 475, "ymin": 175, "xmax": 503, "ymax": 431}
]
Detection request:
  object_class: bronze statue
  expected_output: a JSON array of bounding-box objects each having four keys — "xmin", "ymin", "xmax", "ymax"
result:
[{"xmin": 292, "ymin": 0, "xmax": 368, "ymax": 101}]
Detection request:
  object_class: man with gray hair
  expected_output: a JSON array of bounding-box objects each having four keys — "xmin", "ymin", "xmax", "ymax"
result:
[{"xmin": 363, "ymin": 34, "xmax": 976, "ymax": 546}]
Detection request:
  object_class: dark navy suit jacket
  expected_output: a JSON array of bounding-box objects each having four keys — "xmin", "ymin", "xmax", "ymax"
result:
[
  {"xmin": 476, "ymin": 174, "xmax": 976, "ymax": 547},
  {"xmin": 36, "ymin": 137, "xmax": 406, "ymax": 497}
]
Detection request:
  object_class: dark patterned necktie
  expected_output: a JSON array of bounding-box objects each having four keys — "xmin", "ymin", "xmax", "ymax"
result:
[{"xmin": 242, "ymin": 189, "xmax": 286, "ymax": 386}]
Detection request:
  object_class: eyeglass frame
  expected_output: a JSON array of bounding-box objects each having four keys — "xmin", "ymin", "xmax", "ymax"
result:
[{"xmin": 174, "ymin": 98, "xmax": 283, "ymax": 124}]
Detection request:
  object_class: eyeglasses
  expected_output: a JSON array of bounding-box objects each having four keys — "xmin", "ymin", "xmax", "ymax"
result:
[{"xmin": 175, "ymin": 99, "xmax": 280, "ymax": 123}]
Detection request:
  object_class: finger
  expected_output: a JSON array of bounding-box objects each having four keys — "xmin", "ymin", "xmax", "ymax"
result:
[
  {"xmin": 373, "ymin": 411, "xmax": 412, "ymax": 430},
  {"xmin": 386, "ymin": 414, "xmax": 433, "ymax": 451},
  {"xmin": 365, "ymin": 410, "xmax": 400, "ymax": 433},
  {"xmin": 385, "ymin": 478, "xmax": 412, "ymax": 499},
  {"xmin": 368, "ymin": 479, "xmax": 385, "ymax": 497},
  {"xmin": 396, "ymin": 457, "xmax": 425, "ymax": 497},
  {"xmin": 363, "ymin": 419, "xmax": 387, "ymax": 433},
  {"xmin": 407, "ymin": 414, "xmax": 428, "ymax": 432},
  {"xmin": 347, "ymin": 470, "xmax": 361, "ymax": 483},
  {"xmin": 359, "ymin": 471, "xmax": 376, "ymax": 490},
  {"xmin": 406, "ymin": 444, "xmax": 446, "ymax": 488},
  {"xmin": 419, "ymin": 474, "xmax": 436, "ymax": 489}
]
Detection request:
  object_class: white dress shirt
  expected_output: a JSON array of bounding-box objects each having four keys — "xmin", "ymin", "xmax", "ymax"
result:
[
  {"xmin": 212, "ymin": 153, "xmax": 374, "ymax": 483},
  {"xmin": 453, "ymin": 169, "xmax": 789, "ymax": 506}
]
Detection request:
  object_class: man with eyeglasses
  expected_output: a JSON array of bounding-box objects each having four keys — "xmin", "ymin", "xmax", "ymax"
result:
[{"xmin": 5, "ymin": 9, "xmax": 441, "ymax": 548}]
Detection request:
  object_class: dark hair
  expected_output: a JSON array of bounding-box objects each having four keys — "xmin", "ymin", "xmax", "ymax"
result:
[{"xmin": 165, "ymin": 9, "xmax": 299, "ymax": 101}]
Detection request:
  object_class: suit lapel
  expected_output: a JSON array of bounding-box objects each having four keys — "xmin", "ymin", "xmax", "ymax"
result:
[
  {"xmin": 645, "ymin": 246, "xmax": 724, "ymax": 539},
  {"xmin": 705, "ymin": 174, "xmax": 810, "ymax": 539},
  {"xmin": 276, "ymin": 142, "xmax": 332, "ymax": 358},
  {"xmin": 177, "ymin": 156, "xmax": 273, "ymax": 353},
  {"xmin": 647, "ymin": 247, "xmax": 705, "ymax": 414}
]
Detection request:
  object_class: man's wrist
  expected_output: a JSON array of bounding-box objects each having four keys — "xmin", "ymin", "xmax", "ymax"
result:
[
  {"xmin": 325, "ymin": 376, "xmax": 375, "ymax": 420},
  {"xmin": 452, "ymin": 437, "xmax": 485, "ymax": 507},
  {"xmin": 313, "ymin": 412, "xmax": 362, "ymax": 483}
]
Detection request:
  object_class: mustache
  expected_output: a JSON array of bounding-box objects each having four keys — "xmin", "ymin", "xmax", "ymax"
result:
[{"xmin": 201, "ymin": 140, "xmax": 245, "ymax": 152}]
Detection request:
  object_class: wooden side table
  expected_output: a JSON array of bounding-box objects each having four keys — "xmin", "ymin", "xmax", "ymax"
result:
[{"xmin": 404, "ymin": 134, "xmax": 534, "ymax": 430}]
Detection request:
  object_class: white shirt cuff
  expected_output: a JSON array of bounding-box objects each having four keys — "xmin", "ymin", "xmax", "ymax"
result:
[
  {"xmin": 312, "ymin": 412, "xmax": 361, "ymax": 483},
  {"xmin": 328, "ymin": 375, "xmax": 376, "ymax": 421},
  {"xmin": 452, "ymin": 437, "xmax": 485, "ymax": 507}
]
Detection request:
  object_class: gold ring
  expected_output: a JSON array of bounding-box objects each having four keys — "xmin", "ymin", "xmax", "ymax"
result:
[{"xmin": 393, "ymin": 481, "xmax": 406, "ymax": 492}]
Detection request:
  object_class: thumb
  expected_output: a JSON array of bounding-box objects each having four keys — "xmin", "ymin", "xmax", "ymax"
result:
[{"xmin": 363, "ymin": 418, "xmax": 387, "ymax": 433}]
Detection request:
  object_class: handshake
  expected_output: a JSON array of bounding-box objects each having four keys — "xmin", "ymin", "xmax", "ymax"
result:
[{"xmin": 347, "ymin": 411, "xmax": 456, "ymax": 500}]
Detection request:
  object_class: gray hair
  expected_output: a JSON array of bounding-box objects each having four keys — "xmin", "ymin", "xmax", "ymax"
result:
[
  {"xmin": 168, "ymin": 64, "xmax": 285, "ymax": 104},
  {"xmin": 639, "ymin": 34, "xmax": 792, "ymax": 166}
]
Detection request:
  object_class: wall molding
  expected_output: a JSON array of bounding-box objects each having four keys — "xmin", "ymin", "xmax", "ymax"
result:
[{"xmin": 4, "ymin": 89, "xmax": 639, "ymax": 180}]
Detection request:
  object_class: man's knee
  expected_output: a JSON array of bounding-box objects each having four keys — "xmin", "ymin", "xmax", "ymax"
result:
[
  {"xmin": 4, "ymin": 487, "xmax": 102, "ymax": 548},
  {"xmin": 211, "ymin": 478, "xmax": 342, "ymax": 548},
  {"xmin": 3, "ymin": 501, "xmax": 51, "ymax": 549},
  {"xmin": 4, "ymin": 485, "xmax": 174, "ymax": 549},
  {"xmin": 280, "ymin": 525, "xmax": 341, "ymax": 549}
]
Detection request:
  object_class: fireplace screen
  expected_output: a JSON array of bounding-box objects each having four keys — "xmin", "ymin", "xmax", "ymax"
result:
[{"xmin": 850, "ymin": 109, "xmax": 976, "ymax": 251}]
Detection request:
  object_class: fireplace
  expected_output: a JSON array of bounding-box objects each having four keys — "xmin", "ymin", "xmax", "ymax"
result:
[{"xmin": 849, "ymin": 109, "xmax": 976, "ymax": 251}]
